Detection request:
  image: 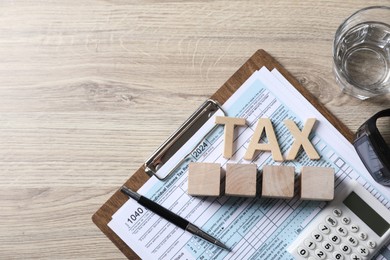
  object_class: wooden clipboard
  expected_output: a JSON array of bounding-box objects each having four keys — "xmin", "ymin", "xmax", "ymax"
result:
[{"xmin": 92, "ymin": 49, "xmax": 354, "ymax": 259}]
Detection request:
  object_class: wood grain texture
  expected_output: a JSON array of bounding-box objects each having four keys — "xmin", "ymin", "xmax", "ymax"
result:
[
  {"xmin": 244, "ymin": 118, "xmax": 284, "ymax": 161},
  {"xmin": 262, "ymin": 165, "xmax": 295, "ymax": 199},
  {"xmin": 300, "ymin": 166, "xmax": 335, "ymax": 201},
  {"xmin": 215, "ymin": 116, "xmax": 246, "ymax": 158},
  {"xmin": 1, "ymin": 1, "xmax": 389, "ymax": 259},
  {"xmin": 187, "ymin": 162, "xmax": 221, "ymax": 196},
  {"xmin": 225, "ymin": 163, "xmax": 257, "ymax": 197},
  {"xmin": 284, "ymin": 118, "xmax": 320, "ymax": 160}
]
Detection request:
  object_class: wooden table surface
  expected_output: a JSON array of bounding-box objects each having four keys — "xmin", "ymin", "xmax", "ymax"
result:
[{"xmin": 1, "ymin": 1, "xmax": 389, "ymax": 259}]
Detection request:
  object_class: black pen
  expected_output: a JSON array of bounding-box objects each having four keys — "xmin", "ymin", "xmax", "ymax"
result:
[{"xmin": 120, "ymin": 186, "xmax": 231, "ymax": 251}]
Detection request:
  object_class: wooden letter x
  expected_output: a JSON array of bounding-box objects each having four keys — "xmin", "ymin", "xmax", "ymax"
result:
[
  {"xmin": 284, "ymin": 118, "xmax": 320, "ymax": 160},
  {"xmin": 215, "ymin": 116, "xmax": 246, "ymax": 159}
]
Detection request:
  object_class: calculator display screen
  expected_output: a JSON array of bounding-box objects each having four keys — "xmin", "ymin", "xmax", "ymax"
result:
[{"xmin": 343, "ymin": 191, "xmax": 390, "ymax": 237}]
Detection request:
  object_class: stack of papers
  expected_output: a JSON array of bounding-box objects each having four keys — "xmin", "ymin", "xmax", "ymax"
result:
[{"xmin": 109, "ymin": 67, "xmax": 390, "ymax": 259}]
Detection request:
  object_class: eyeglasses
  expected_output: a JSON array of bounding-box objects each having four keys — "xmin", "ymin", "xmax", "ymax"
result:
[{"xmin": 353, "ymin": 109, "xmax": 390, "ymax": 186}]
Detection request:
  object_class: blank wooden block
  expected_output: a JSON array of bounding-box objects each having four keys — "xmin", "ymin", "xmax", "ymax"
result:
[
  {"xmin": 300, "ymin": 166, "xmax": 334, "ymax": 201},
  {"xmin": 262, "ymin": 165, "xmax": 295, "ymax": 199},
  {"xmin": 188, "ymin": 162, "xmax": 221, "ymax": 196},
  {"xmin": 225, "ymin": 163, "xmax": 257, "ymax": 197}
]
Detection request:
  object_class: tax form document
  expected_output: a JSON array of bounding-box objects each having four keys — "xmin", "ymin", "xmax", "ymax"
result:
[{"xmin": 109, "ymin": 67, "xmax": 390, "ymax": 260}]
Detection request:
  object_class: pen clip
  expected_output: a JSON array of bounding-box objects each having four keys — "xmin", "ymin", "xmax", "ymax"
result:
[{"xmin": 144, "ymin": 99, "xmax": 226, "ymax": 180}]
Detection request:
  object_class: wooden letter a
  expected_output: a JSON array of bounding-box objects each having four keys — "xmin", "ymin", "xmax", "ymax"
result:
[{"xmin": 244, "ymin": 118, "xmax": 283, "ymax": 161}]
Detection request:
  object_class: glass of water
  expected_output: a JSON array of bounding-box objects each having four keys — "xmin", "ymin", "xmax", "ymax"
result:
[{"xmin": 333, "ymin": 6, "xmax": 390, "ymax": 100}]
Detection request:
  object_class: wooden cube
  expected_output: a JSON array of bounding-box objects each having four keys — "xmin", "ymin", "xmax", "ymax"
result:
[
  {"xmin": 225, "ymin": 163, "xmax": 257, "ymax": 197},
  {"xmin": 187, "ymin": 162, "xmax": 221, "ymax": 196},
  {"xmin": 262, "ymin": 165, "xmax": 295, "ymax": 199},
  {"xmin": 300, "ymin": 166, "xmax": 334, "ymax": 201}
]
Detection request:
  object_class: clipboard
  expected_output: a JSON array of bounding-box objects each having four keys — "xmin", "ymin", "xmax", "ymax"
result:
[{"xmin": 92, "ymin": 49, "xmax": 354, "ymax": 259}]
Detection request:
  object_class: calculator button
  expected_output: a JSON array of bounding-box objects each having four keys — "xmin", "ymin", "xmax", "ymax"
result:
[
  {"xmin": 357, "ymin": 246, "xmax": 369, "ymax": 257},
  {"xmin": 304, "ymin": 238, "xmax": 316, "ymax": 250},
  {"xmin": 314, "ymin": 249, "xmax": 326, "ymax": 259},
  {"xmin": 322, "ymin": 241, "xmax": 333, "ymax": 252},
  {"xmin": 341, "ymin": 216, "xmax": 351, "ymax": 225},
  {"xmin": 325, "ymin": 216, "xmax": 337, "ymax": 227},
  {"xmin": 333, "ymin": 251, "xmax": 344, "ymax": 260},
  {"xmin": 333, "ymin": 208, "xmax": 342, "ymax": 217},
  {"xmin": 349, "ymin": 224, "xmax": 359, "ymax": 233},
  {"xmin": 358, "ymin": 232, "xmax": 367, "ymax": 241},
  {"xmin": 367, "ymin": 240, "xmax": 376, "ymax": 249},
  {"xmin": 329, "ymin": 233, "xmax": 341, "ymax": 244},
  {"xmin": 312, "ymin": 232, "xmax": 323, "ymax": 242},
  {"xmin": 318, "ymin": 223, "xmax": 331, "ymax": 234},
  {"xmin": 336, "ymin": 226, "xmax": 348, "ymax": 237},
  {"xmin": 340, "ymin": 243, "xmax": 351, "ymax": 254},
  {"xmin": 346, "ymin": 235, "xmax": 358, "ymax": 247},
  {"xmin": 297, "ymin": 247, "xmax": 309, "ymax": 257},
  {"xmin": 350, "ymin": 253, "xmax": 363, "ymax": 260}
]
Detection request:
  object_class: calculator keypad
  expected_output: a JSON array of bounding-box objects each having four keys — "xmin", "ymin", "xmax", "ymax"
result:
[{"xmin": 296, "ymin": 208, "xmax": 376, "ymax": 259}]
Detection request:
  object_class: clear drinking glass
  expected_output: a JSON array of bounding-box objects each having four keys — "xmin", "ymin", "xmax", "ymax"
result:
[{"xmin": 333, "ymin": 6, "xmax": 390, "ymax": 100}]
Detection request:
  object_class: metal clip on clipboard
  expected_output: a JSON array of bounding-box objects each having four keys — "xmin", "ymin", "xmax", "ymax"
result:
[{"xmin": 144, "ymin": 99, "xmax": 226, "ymax": 180}]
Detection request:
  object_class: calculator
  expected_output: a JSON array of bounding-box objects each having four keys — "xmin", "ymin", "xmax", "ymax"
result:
[{"xmin": 287, "ymin": 180, "xmax": 390, "ymax": 260}]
